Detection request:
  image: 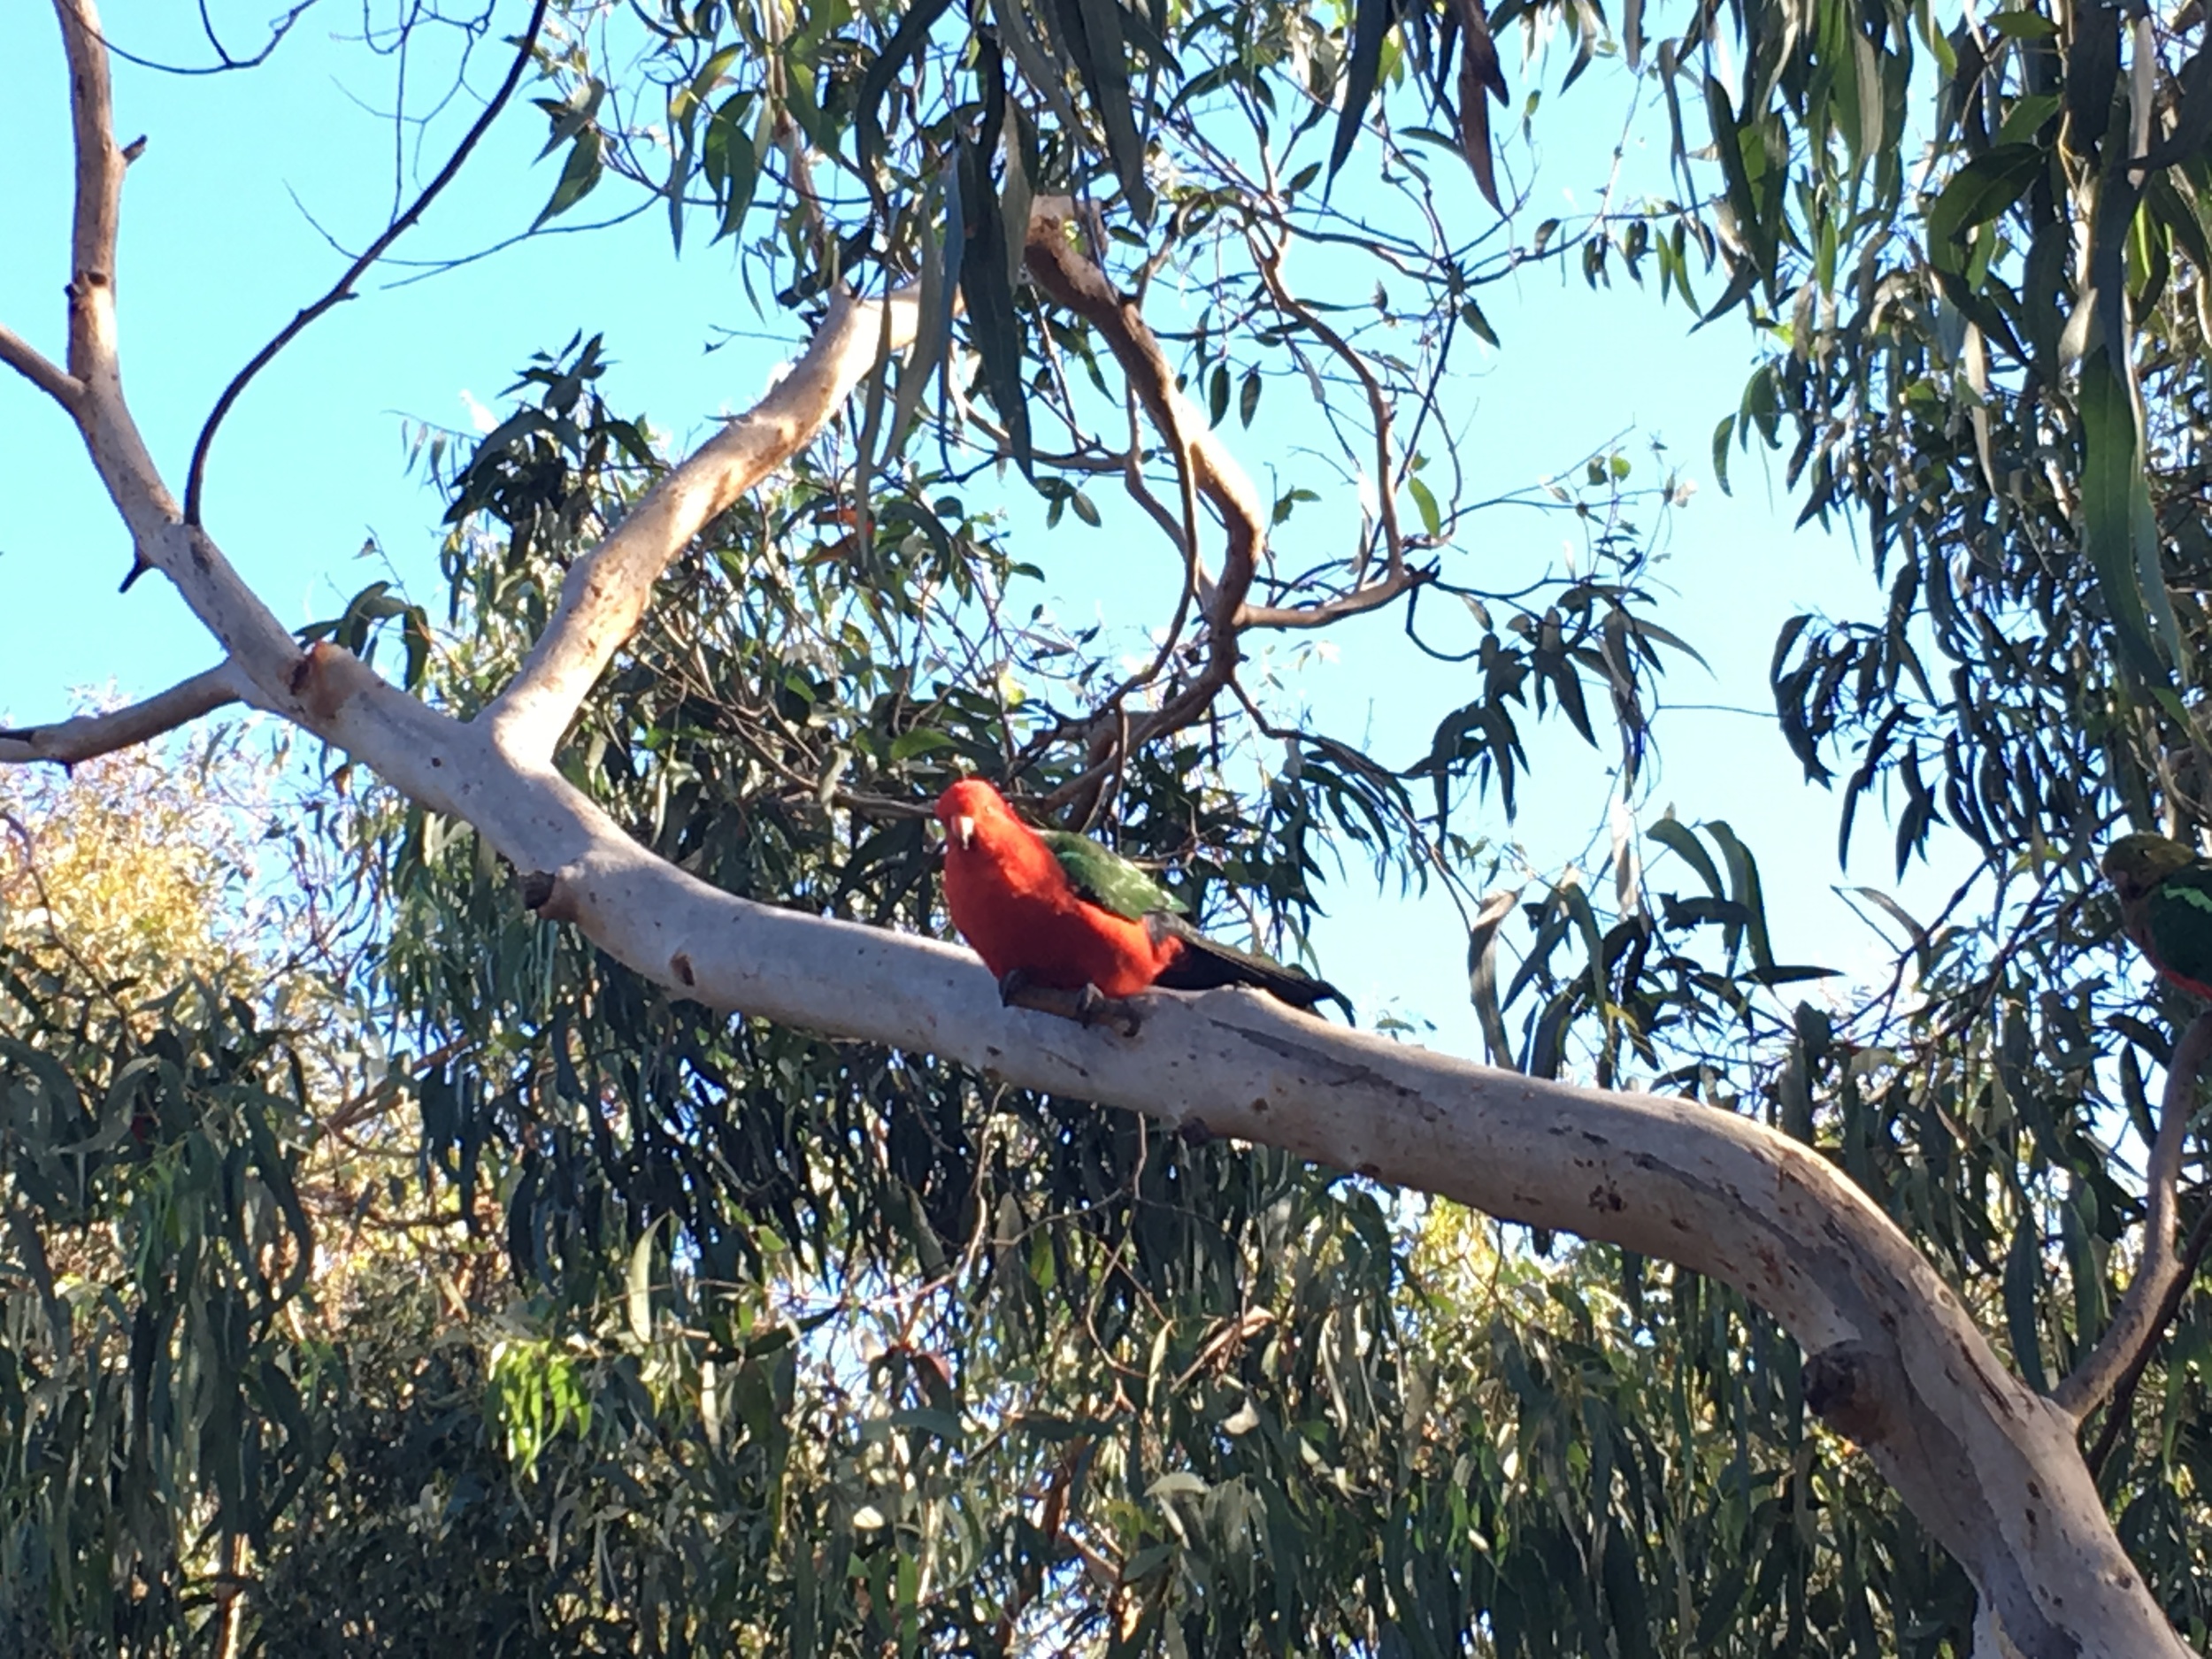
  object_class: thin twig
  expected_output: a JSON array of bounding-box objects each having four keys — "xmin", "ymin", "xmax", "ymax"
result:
[
  {"xmin": 83, "ymin": 0, "xmax": 316, "ymax": 75},
  {"xmin": 181, "ymin": 0, "xmax": 550, "ymax": 526}
]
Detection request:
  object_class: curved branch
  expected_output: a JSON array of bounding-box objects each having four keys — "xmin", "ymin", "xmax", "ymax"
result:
[
  {"xmin": 1238, "ymin": 565, "xmax": 1431, "ymax": 630},
  {"xmin": 84, "ymin": 0, "xmax": 316, "ymax": 74},
  {"xmin": 483, "ymin": 280, "xmax": 931, "ymax": 762},
  {"xmin": 1252, "ymin": 226, "xmax": 1404, "ymax": 588},
  {"xmin": 2086, "ymin": 1194, "xmax": 2212, "ymax": 1478},
  {"xmin": 1020, "ymin": 198, "xmax": 1266, "ymax": 772},
  {"xmin": 1018, "ymin": 199, "xmax": 1434, "ymax": 788},
  {"xmin": 0, "ymin": 664, "xmax": 250, "ymax": 766},
  {"xmin": 181, "ymin": 0, "xmax": 549, "ymax": 526},
  {"xmin": 2055, "ymin": 1010, "xmax": 2212, "ymax": 1419}
]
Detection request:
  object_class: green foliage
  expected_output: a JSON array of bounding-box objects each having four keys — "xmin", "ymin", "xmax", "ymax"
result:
[{"xmin": 23, "ymin": 0, "xmax": 2212, "ymax": 1646}]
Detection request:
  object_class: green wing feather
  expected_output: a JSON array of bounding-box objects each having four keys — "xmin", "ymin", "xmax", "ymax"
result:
[
  {"xmin": 2145, "ymin": 863, "xmax": 2212, "ymax": 987},
  {"xmin": 1038, "ymin": 830, "xmax": 1187, "ymax": 919}
]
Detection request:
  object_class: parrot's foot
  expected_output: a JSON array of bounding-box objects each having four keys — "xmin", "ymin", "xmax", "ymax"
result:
[{"xmin": 997, "ymin": 971, "xmax": 1143, "ymax": 1037}]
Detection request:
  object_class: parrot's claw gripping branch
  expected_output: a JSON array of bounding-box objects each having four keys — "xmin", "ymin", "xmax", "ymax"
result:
[{"xmin": 996, "ymin": 970, "xmax": 1147, "ymax": 1039}]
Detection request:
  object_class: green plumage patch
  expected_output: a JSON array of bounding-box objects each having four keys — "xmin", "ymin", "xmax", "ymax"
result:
[
  {"xmin": 1038, "ymin": 829, "xmax": 1186, "ymax": 920},
  {"xmin": 2143, "ymin": 863, "xmax": 2212, "ymax": 987}
]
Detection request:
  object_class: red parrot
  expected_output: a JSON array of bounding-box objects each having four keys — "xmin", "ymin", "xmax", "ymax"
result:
[{"xmin": 933, "ymin": 778, "xmax": 1346, "ymax": 1018}]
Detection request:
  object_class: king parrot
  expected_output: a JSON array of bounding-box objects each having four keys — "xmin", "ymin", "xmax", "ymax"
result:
[
  {"xmin": 934, "ymin": 778, "xmax": 1348, "ymax": 1018},
  {"xmin": 2102, "ymin": 832, "xmax": 2212, "ymax": 1000}
]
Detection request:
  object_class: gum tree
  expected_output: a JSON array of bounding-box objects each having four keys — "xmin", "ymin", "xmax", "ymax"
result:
[{"xmin": 4, "ymin": 0, "xmax": 2210, "ymax": 1651}]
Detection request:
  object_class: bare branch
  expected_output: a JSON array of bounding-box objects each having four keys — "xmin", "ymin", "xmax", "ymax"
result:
[
  {"xmin": 56, "ymin": 0, "xmax": 128, "ymax": 390},
  {"xmin": 1239, "ymin": 568, "xmax": 1428, "ymax": 631},
  {"xmin": 2086, "ymin": 1194, "xmax": 2212, "ymax": 1478},
  {"xmin": 311, "ymin": 664, "xmax": 2178, "ymax": 1655},
  {"xmin": 42, "ymin": 9, "xmax": 331, "ymax": 702},
  {"xmin": 1024, "ymin": 198, "xmax": 1267, "ymax": 639},
  {"xmin": 0, "ymin": 324, "xmax": 81, "ymax": 410},
  {"xmin": 246, "ymin": 572, "xmax": 2196, "ymax": 1659},
  {"xmin": 1020, "ymin": 200, "xmax": 1266, "ymax": 798},
  {"xmin": 0, "ymin": 664, "xmax": 251, "ymax": 767},
  {"xmin": 1253, "ymin": 227, "xmax": 1404, "ymax": 588},
  {"xmin": 182, "ymin": 0, "xmax": 550, "ymax": 526},
  {"xmin": 2055, "ymin": 1010, "xmax": 2212, "ymax": 1420},
  {"xmin": 484, "ymin": 282, "xmax": 931, "ymax": 761},
  {"xmin": 84, "ymin": 0, "xmax": 317, "ymax": 75}
]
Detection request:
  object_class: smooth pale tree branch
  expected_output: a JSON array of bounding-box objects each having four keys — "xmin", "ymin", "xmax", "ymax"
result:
[
  {"xmin": 56, "ymin": 0, "xmax": 126, "ymax": 393},
  {"xmin": 434, "ymin": 741, "xmax": 2168, "ymax": 1659},
  {"xmin": 48, "ymin": 2, "xmax": 384, "ymax": 703},
  {"xmin": 0, "ymin": 324, "xmax": 82, "ymax": 410},
  {"xmin": 0, "ymin": 663, "xmax": 251, "ymax": 765},
  {"xmin": 2055, "ymin": 1010, "xmax": 2212, "ymax": 1420},
  {"xmin": 482, "ymin": 281, "xmax": 929, "ymax": 763}
]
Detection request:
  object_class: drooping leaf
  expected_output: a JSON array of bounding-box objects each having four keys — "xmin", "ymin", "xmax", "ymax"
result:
[
  {"xmin": 1448, "ymin": 0, "xmax": 1509, "ymax": 211},
  {"xmin": 1330, "ymin": 0, "xmax": 1400, "ymax": 180},
  {"xmin": 1927, "ymin": 144, "xmax": 2046, "ymax": 273},
  {"xmin": 534, "ymin": 127, "xmax": 604, "ymax": 229},
  {"xmin": 956, "ymin": 130, "xmax": 1033, "ymax": 473},
  {"xmin": 2078, "ymin": 346, "xmax": 2173, "ymax": 686}
]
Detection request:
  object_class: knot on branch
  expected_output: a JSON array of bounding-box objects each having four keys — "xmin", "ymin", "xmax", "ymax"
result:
[
  {"xmin": 1803, "ymin": 1340, "xmax": 1900, "ymax": 1445},
  {"xmin": 288, "ymin": 641, "xmax": 374, "ymax": 725},
  {"xmin": 518, "ymin": 868, "xmax": 564, "ymax": 918}
]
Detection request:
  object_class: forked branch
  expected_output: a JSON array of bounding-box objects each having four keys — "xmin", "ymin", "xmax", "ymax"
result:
[
  {"xmin": 2055, "ymin": 1010, "xmax": 2212, "ymax": 1419},
  {"xmin": 483, "ymin": 282, "xmax": 930, "ymax": 762}
]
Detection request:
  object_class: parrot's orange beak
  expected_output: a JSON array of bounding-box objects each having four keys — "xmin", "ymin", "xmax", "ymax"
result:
[{"xmin": 952, "ymin": 814, "xmax": 976, "ymax": 851}]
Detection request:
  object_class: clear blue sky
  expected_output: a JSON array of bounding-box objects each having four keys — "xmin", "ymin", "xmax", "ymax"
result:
[{"xmin": 0, "ymin": 5, "xmax": 1972, "ymax": 1057}]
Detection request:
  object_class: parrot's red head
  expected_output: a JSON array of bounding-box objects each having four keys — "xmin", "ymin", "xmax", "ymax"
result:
[{"xmin": 934, "ymin": 778, "xmax": 1013, "ymax": 853}]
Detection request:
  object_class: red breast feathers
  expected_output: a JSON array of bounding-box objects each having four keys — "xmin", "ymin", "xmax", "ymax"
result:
[{"xmin": 934, "ymin": 780, "xmax": 1176, "ymax": 997}]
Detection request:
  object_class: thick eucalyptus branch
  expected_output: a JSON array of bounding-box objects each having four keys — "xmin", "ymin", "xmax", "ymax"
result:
[
  {"xmin": 319, "ymin": 691, "xmax": 2177, "ymax": 1659},
  {"xmin": 0, "ymin": 664, "xmax": 250, "ymax": 765},
  {"xmin": 482, "ymin": 282, "xmax": 927, "ymax": 762},
  {"xmin": 2054, "ymin": 1010, "xmax": 2212, "ymax": 1420}
]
